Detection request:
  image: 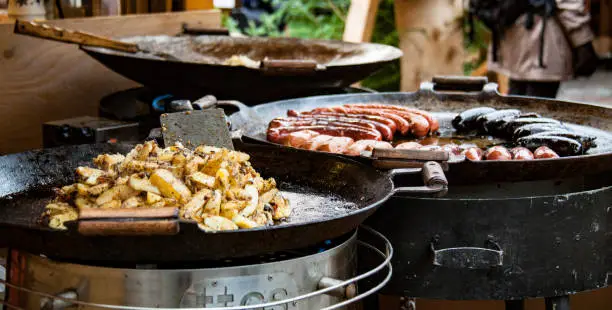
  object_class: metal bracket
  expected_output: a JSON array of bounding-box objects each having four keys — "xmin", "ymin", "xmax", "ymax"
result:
[
  {"xmin": 431, "ymin": 238, "xmax": 503, "ymax": 269},
  {"xmin": 417, "ymin": 75, "xmax": 500, "ymax": 99}
]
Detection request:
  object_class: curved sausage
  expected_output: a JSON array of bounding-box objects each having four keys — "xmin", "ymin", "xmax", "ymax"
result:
[
  {"xmin": 462, "ymin": 147, "xmax": 483, "ymax": 161},
  {"xmin": 452, "ymin": 107, "xmax": 496, "ymax": 131},
  {"xmin": 267, "ymin": 126, "xmax": 382, "ymax": 143},
  {"xmin": 286, "ymin": 130, "xmax": 319, "ymax": 148},
  {"xmin": 484, "ymin": 146, "xmax": 512, "ymax": 160},
  {"xmin": 317, "ymin": 137, "xmax": 354, "ymax": 154},
  {"xmin": 293, "ymin": 111, "xmax": 397, "ymax": 133},
  {"xmin": 395, "ymin": 142, "xmax": 422, "ymax": 150},
  {"xmin": 345, "ymin": 103, "xmax": 439, "ymax": 133},
  {"xmin": 533, "ymin": 146, "xmax": 560, "ymax": 159},
  {"xmin": 305, "ymin": 135, "xmax": 335, "ymax": 150},
  {"xmin": 269, "ymin": 118, "xmax": 376, "ymax": 131},
  {"xmin": 273, "ymin": 116, "xmax": 393, "ymax": 141},
  {"xmin": 510, "ymin": 147, "xmax": 534, "ymax": 160},
  {"xmin": 344, "ymin": 140, "xmax": 393, "ymax": 156},
  {"xmin": 332, "ymin": 107, "xmax": 411, "ymax": 135}
]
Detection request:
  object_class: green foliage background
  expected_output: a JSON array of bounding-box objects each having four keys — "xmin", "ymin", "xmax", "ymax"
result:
[{"xmin": 224, "ymin": 0, "xmax": 488, "ymax": 91}]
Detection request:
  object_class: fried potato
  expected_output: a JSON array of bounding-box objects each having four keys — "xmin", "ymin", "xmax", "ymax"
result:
[
  {"xmin": 95, "ymin": 185, "xmax": 136, "ymax": 206},
  {"xmin": 204, "ymin": 216, "xmax": 238, "ymax": 231},
  {"xmin": 129, "ymin": 175, "xmax": 161, "ymax": 195},
  {"xmin": 150, "ymin": 169, "xmax": 192, "ymax": 203},
  {"xmin": 146, "ymin": 192, "xmax": 162, "ymax": 204},
  {"xmin": 232, "ymin": 214, "xmax": 259, "ymax": 229},
  {"xmin": 189, "ymin": 172, "xmax": 216, "ymax": 189}
]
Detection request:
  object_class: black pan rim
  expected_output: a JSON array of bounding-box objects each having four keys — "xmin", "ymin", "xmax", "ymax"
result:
[{"xmin": 79, "ymin": 35, "xmax": 403, "ymax": 68}]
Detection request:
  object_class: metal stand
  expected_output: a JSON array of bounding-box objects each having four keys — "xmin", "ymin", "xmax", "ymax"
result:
[
  {"xmin": 545, "ymin": 296, "xmax": 570, "ymax": 310},
  {"xmin": 505, "ymin": 300, "xmax": 524, "ymax": 310}
]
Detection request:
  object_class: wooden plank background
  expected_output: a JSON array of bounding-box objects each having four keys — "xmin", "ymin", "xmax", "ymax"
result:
[{"xmin": 0, "ymin": 10, "xmax": 221, "ymax": 154}]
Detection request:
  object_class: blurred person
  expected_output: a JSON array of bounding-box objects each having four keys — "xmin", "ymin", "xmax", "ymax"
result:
[{"xmin": 470, "ymin": 0, "xmax": 599, "ymax": 98}]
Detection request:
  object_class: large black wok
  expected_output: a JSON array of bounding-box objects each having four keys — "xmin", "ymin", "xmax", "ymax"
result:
[
  {"xmin": 0, "ymin": 142, "xmax": 444, "ymax": 263},
  {"xmin": 224, "ymin": 77, "xmax": 612, "ymax": 182},
  {"xmin": 13, "ymin": 20, "xmax": 402, "ymax": 104}
]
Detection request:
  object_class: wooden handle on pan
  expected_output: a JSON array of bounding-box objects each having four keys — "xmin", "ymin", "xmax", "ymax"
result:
[
  {"xmin": 260, "ymin": 58, "xmax": 322, "ymax": 76},
  {"xmin": 77, "ymin": 207, "xmax": 180, "ymax": 236},
  {"xmin": 371, "ymin": 148, "xmax": 450, "ymax": 161},
  {"xmin": 14, "ymin": 20, "xmax": 139, "ymax": 53}
]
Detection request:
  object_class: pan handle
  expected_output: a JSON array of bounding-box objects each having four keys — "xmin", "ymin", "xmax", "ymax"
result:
[
  {"xmin": 390, "ymin": 161, "xmax": 448, "ymax": 197},
  {"xmin": 418, "ymin": 75, "xmax": 500, "ymax": 97},
  {"xmin": 13, "ymin": 20, "xmax": 139, "ymax": 53},
  {"xmin": 260, "ymin": 58, "xmax": 326, "ymax": 76},
  {"xmin": 76, "ymin": 207, "xmax": 180, "ymax": 236},
  {"xmin": 181, "ymin": 23, "xmax": 230, "ymax": 36}
]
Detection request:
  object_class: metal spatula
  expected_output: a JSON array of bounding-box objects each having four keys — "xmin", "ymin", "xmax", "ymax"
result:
[{"xmin": 13, "ymin": 20, "xmax": 180, "ymax": 61}]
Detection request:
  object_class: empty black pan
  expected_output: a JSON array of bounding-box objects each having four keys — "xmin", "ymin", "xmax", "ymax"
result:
[
  {"xmin": 13, "ymin": 20, "xmax": 402, "ymax": 103},
  {"xmin": 0, "ymin": 142, "xmax": 445, "ymax": 263}
]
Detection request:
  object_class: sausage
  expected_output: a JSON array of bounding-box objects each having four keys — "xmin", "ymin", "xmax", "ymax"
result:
[
  {"xmin": 484, "ymin": 146, "xmax": 512, "ymax": 160},
  {"xmin": 345, "ymin": 103, "xmax": 440, "ymax": 133},
  {"xmin": 267, "ymin": 125, "xmax": 382, "ymax": 143},
  {"xmin": 285, "ymin": 130, "xmax": 319, "ymax": 148},
  {"xmin": 525, "ymin": 131, "xmax": 597, "ymax": 150},
  {"xmin": 269, "ymin": 118, "xmax": 376, "ymax": 131},
  {"xmin": 452, "ymin": 107, "xmax": 496, "ymax": 132},
  {"xmin": 510, "ymin": 147, "xmax": 534, "ymax": 160},
  {"xmin": 477, "ymin": 109, "xmax": 521, "ymax": 133},
  {"xmin": 291, "ymin": 111, "xmax": 397, "ymax": 133},
  {"xmin": 441, "ymin": 143, "xmax": 462, "ymax": 156},
  {"xmin": 342, "ymin": 105, "xmax": 431, "ymax": 136},
  {"xmin": 305, "ymin": 135, "xmax": 335, "ymax": 150},
  {"xmin": 516, "ymin": 135, "xmax": 582, "ymax": 156},
  {"xmin": 462, "ymin": 147, "xmax": 483, "ymax": 161},
  {"xmin": 512, "ymin": 123, "xmax": 569, "ymax": 140},
  {"xmin": 278, "ymin": 115, "xmax": 394, "ymax": 141},
  {"xmin": 317, "ymin": 137, "xmax": 354, "ymax": 154},
  {"xmin": 500, "ymin": 117, "xmax": 561, "ymax": 138},
  {"xmin": 395, "ymin": 142, "xmax": 422, "ymax": 150},
  {"xmin": 331, "ymin": 107, "xmax": 411, "ymax": 135},
  {"xmin": 344, "ymin": 140, "xmax": 393, "ymax": 156},
  {"xmin": 533, "ymin": 146, "xmax": 560, "ymax": 159}
]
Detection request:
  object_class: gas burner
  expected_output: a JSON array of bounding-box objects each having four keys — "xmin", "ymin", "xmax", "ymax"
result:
[{"xmin": 2, "ymin": 227, "xmax": 391, "ymax": 310}]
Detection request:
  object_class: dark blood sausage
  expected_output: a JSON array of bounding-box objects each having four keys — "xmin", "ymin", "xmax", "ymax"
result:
[
  {"xmin": 452, "ymin": 107, "xmax": 496, "ymax": 131},
  {"xmin": 517, "ymin": 135, "xmax": 582, "ymax": 156},
  {"xmin": 344, "ymin": 103, "xmax": 440, "ymax": 133},
  {"xmin": 267, "ymin": 125, "xmax": 382, "ymax": 144},
  {"xmin": 501, "ymin": 117, "xmax": 561, "ymax": 137},
  {"xmin": 291, "ymin": 111, "xmax": 397, "ymax": 133},
  {"xmin": 484, "ymin": 146, "xmax": 512, "ymax": 160},
  {"xmin": 534, "ymin": 146, "xmax": 560, "ymax": 159},
  {"xmin": 510, "ymin": 147, "xmax": 534, "ymax": 160},
  {"xmin": 462, "ymin": 147, "xmax": 483, "ymax": 161},
  {"xmin": 526, "ymin": 131, "xmax": 597, "ymax": 150},
  {"xmin": 512, "ymin": 123, "xmax": 569, "ymax": 140},
  {"xmin": 477, "ymin": 109, "xmax": 522, "ymax": 133}
]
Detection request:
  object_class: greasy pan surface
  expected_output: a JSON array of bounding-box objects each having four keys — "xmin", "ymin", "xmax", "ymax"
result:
[
  {"xmin": 0, "ymin": 143, "xmax": 393, "ymax": 262},
  {"xmin": 229, "ymin": 90, "xmax": 612, "ymax": 183},
  {"xmin": 80, "ymin": 35, "xmax": 402, "ymax": 103}
]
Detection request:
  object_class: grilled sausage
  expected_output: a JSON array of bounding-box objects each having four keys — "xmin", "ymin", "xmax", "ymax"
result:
[
  {"xmin": 345, "ymin": 103, "xmax": 440, "ymax": 133},
  {"xmin": 484, "ymin": 146, "xmax": 512, "ymax": 160},
  {"xmin": 338, "ymin": 107, "xmax": 411, "ymax": 135},
  {"xmin": 477, "ymin": 109, "xmax": 522, "ymax": 133},
  {"xmin": 510, "ymin": 147, "xmax": 534, "ymax": 160},
  {"xmin": 267, "ymin": 125, "xmax": 382, "ymax": 143},
  {"xmin": 533, "ymin": 146, "xmax": 560, "ymax": 159},
  {"xmin": 269, "ymin": 118, "xmax": 376, "ymax": 131},
  {"xmin": 525, "ymin": 131, "xmax": 597, "ymax": 150},
  {"xmin": 462, "ymin": 147, "xmax": 483, "ymax": 161},
  {"xmin": 344, "ymin": 140, "xmax": 393, "ymax": 156},
  {"xmin": 291, "ymin": 111, "xmax": 397, "ymax": 133},
  {"xmin": 441, "ymin": 143, "xmax": 462, "ymax": 155},
  {"xmin": 512, "ymin": 123, "xmax": 569, "ymax": 140},
  {"xmin": 395, "ymin": 142, "xmax": 422, "ymax": 150},
  {"xmin": 452, "ymin": 107, "xmax": 496, "ymax": 131},
  {"xmin": 500, "ymin": 118, "xmax": 561, "ymax": 137},
  {"xmin": 317, "ymin": 137, "xmax": 355, "ymax": 154},
  {"xmin": 305, "ymin": 135, "xmax": 335, "ymax": 150},
  {"xmin": 286, "ymin": 130, "xmax": 319, "ymax": 148},
  {"xmin": 291, "ymin": 115, "xmax": 395, "ymax": 141},
  {"xmin": 517, "ymin": 135, "xmax": 582, "ymax": 156}
]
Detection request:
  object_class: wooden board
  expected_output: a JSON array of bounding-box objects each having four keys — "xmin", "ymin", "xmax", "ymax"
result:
[
  {"xmin": 394, "ymin": 0, "xmax": 464, "ymax": 91},
  {"xmin": 0, "ymin": 10, "xmax": 221, "ymax": 155},
  {"xmin": 342, "ymin": 0, "xmax": 380, "ymax": 43}
]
